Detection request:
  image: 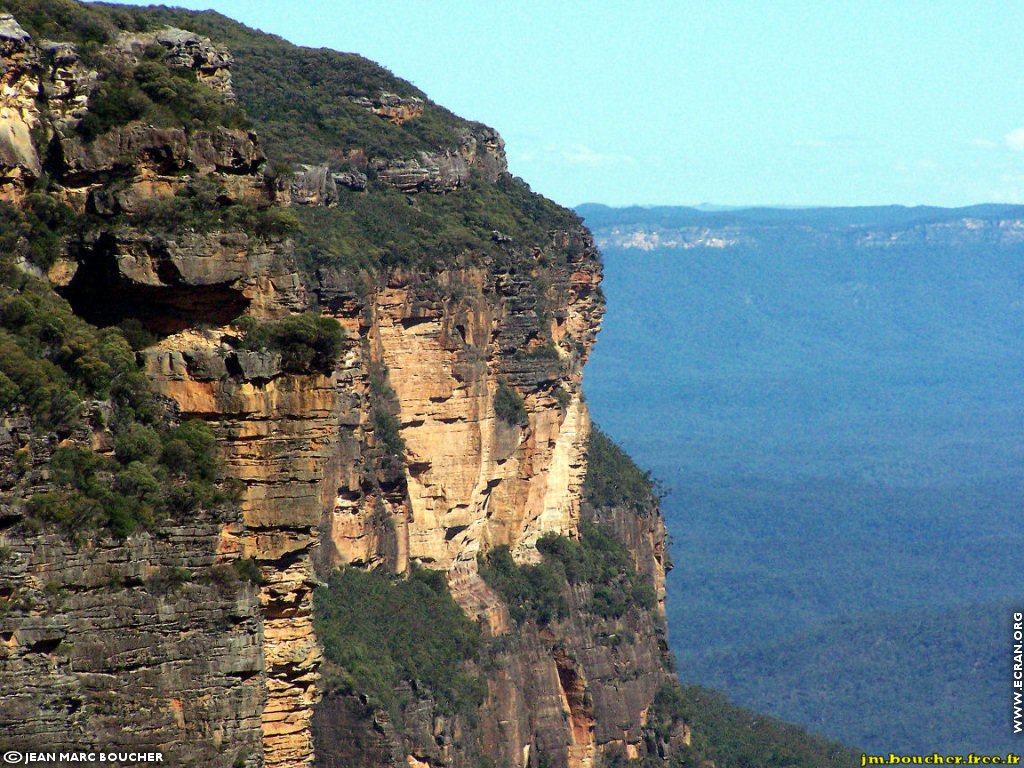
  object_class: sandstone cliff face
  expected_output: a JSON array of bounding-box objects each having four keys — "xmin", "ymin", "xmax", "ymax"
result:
[
  {"xmin": 312, "ymin": 491, "xmax": 674, "ymax": 768},
  {"xmin": 0, "ymin": 13, "xmax": 46, "ymax": 200},
  {"xmin": 319, "ymin": 250, "xmax": 602, "ymax": 574},
  {"xmin": 0, "ymin": 411, "xmax": 264, "ymax": 765},
  {"xmin": 0, "ymin": 9, "xmax": 673, "ymax": 768}
]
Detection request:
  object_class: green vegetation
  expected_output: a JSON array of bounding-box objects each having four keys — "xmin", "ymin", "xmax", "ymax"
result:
[
  {"xmin": 0, "ymin": 270, "xmax": 156, "ymax": 433},
  {"xmin": 145, "ymin": 565, "xmax": 193, "ymax": 595},
  {"xmin": 367, "ymin": 361, "xmax": 406, "ymax": 459},
  {"xmin": 7, "ymin": 0, "xmax": 462, "ymax": 161},
  {"xmin": 1, "ymin": 0, "xmax": 149, "ymax": 53},
  {"xmin": 314, "ymin": 566, "xmax": 485, "ymax": 720},
  {"xmin": 231, "ymin": 557, "xmax": 264, "ymax": 585},
  {"xmin": 235, "ymin": 312, "xmax": 344, "ymax": 374},
  {"xmin": 476, "ymin": 545, "xmax": 567, "ymax": 625},
  {"xmin": 4, "ymin": 0, "xmax": 471, "ymax": 162},
  {"xmin": 584, "ymin": 427, "xmax": 663, "ymax": 514},
  {"xmin": 6, "ymin": 0, "xmax": 588, "ymax": 291},
  {"xmin": 2, "ymin": 1, "xmax": 244, "ymax": 137},
  {"xmin": 289, "ymin": 173, "xmax": 581, "ymax": 276},
  {"xmin": 493, "ymin": 378, "xmax": 527, "ymax": 426},
  {"xmin": 77, "ymin": 50, "xmax": 248, "ymax": 139},
  {"xmin": 129, "ymin": 179, "xmax": 298, "ymax": 239},
  {"xmin": 478, "ymin": 522, "xmax": 656, "ymax": 624},
  {"xmin": 4, "ymin": 5, "xmax": 237, "ymax": 135},
  {"xmin": 93, "ymin": 4, "xmax": 467, "ymax": 163},
  {"xmin": 518, "ymin": 342, "xmax": 560, "ymax": 360},
  {"xmin": 0, "ymin": 196, "xmax": 76, "ymax": 271},
  {"xmin": 613, "ymin": 683, "xmax": 858, "ymax": 768},
  {"xmin": 539, "ymin": 523, "xmax": 657, "ymax": 618},
  {"xmin": 12, "ymin": 1, "xmax": 584, "ymax": 276},
  {"xmin": 207, "ymin": 557, "xmax": 264, "ymax": 591},
  {"xmin": 27, "ymin": 419, "xmax": 227, "ymax": 538},
  {"xmin": 0, "ymin": 228, "xmax": 229, "ymax": 538}
]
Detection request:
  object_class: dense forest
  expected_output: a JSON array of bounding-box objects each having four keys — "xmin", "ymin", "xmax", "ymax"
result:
[{"xmin": 581, "ymin": 205, "xmax": 1024, "ymax": 753}]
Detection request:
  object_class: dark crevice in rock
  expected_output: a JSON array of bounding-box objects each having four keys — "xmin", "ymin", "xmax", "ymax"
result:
[{"xmin": 59, "ymin": 233, "xmax": 250, "ymax": 335}]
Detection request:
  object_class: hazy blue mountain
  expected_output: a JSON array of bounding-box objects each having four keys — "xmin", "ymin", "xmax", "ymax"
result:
[{"xmin": 578, "ymin": 204, "xmax": 1024, "ymax": 753}]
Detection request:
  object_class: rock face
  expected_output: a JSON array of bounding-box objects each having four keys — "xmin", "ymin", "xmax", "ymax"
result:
[
  {"xmin": 0, "ymin": 10, "xmax": 673, "ymax": 768},
  {"xmin": 0, "ymin": 412, "xmax": 264, "ymax": 765},
  {"xmin": 142, "ymin": 335, "xmax": 336, "ymax": 768},
  {"xmin": 0, "ymin": 14, "xmax": 43, "ymax": 199},
  {"xmin": 353, "ymin": 91, "xmax": 424, "ymax": 125},
  {"xmin": 312, "ymin": 492, "xmax": 673, "ymax": 768}
]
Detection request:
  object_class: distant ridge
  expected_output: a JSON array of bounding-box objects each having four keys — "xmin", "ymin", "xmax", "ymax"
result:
[{"xmin": 576, "ymin": 202, "xmax": 1024, "ymax": 229}]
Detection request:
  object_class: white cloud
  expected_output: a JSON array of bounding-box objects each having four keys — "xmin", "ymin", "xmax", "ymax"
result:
[
  {"xmin": 510, "ymin": 143, "xmax": 635, "ymax": 170},
  {"xmin": 560, "ymin": 143, "xmax": 634, "ymax": 167},
  {"xmin": 1004, "ymin": 128, "xmax": 1024, "ymax": 151}
]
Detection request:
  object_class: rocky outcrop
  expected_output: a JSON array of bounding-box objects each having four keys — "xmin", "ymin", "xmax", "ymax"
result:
[
  {"xmin": 275, "ymin": 164, "xmax": 367, "ymax": 207},
  {"xmin": 0, "ymin": 17, "xmax": 241, "ymax": 203},
  {"xmin": 111, "ymin": 27, "xmax": 234, "ymax": 98},
  {"xmin": 57, "ymin": 124, "xmax": 263, "ymax": 195},
  {"xmin": 60, "ymin": 228, "xmax": 303, "ymax": 333},
  {"xmin": 143, "ymin": 332, "xmax": 339, "ymax": 768},
  {"xmin": 352, "ymin": 92, "xmax": 424, "ymax": 125},
  {"xmin": 371, "ymin": 151, "xmax": 471, "ymax": 194},
  {"xmin": 38, "ymin": 39, "xmax": 97, "ymax": 134},
  {"xmin": 0, "ymin": 14, "xmax": 43, "ymax": 199},
  {"xmin": 0, "ymin": 522, "xmax": 265, "ymax": 766},
  {"xmin": 352, "ymin": 263, "xmax": 596, "ymax": 569},
  {"xmin": 457, "ymin": 124, "xmax": 506, "ymax": 183},
  {"xmin": 372, "ymin": 125, "xmax": 508, "ymax": 194}
]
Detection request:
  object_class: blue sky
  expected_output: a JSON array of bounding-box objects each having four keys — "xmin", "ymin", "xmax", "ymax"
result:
[{"xmin": 101, "ymin": 0, "xmax": 1024, "ymax": 208}]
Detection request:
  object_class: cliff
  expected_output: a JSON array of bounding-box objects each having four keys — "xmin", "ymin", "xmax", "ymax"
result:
[
  {"xmin": 0, "ymin": 5, "xmax": 860, "ymax": 768},
  {"xmin": 0, "ymin": 3, "xmax": 671, "ymax": 767}
]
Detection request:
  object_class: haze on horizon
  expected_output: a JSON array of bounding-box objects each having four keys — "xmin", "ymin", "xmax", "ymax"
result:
[{"xmin": 95, "ymin": 0, "xmax": 1024, "ymax": 210}]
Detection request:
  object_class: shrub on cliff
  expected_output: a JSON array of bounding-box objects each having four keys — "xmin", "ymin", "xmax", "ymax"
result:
[
  {"xmin": 365, "ymin": 361, "xmax": 406, "ymax": 461},
  {"xmin": 0, "ymin": 265, "xmax": 229, "ymax": 537},
  {"xmin": 27, "ymin": 420, "xmax": 226, "ymax": 538},
  {"xmin": 236, "ymin": 312, "xmax": 344, "ymax": 374},
  {"xmin": 1, "ymin": 0, "xmax": 146, "ymax": 50},
  {"xmin": 0, "ymin": 3, "xmax": 248, "ymax": 140},
  {"xmin": 314, "ymin": 566, "xmax": 485, "ymax": 721},
  {"xmin": 584, "ymin": 427, "xmax": 665, "ymax": 515},
  {"xmin": 131, "ymin": 180, "xmax": 298, "ymax": 239},
  {"xmin": 539, "ymin": 523, "xmax": 657, "ymax": 618},
  {"xmin": 286, "ymin": 172, "xmax": 584, "ymax": 280},
  {"xmin": 0, "ymin": 276, "xmax": 141, "ymax": 432},
  {"xmin": 479, "ymin": 523, "xmax": 657, "ymax": 624},
  {"xmin": 476, "ymin": 546, "xmax": 568, "ymax": 624},
  {"xmin": 494, "ymin": 378, "xmax": 527, "ymax": 426},
  {"xmin": 75, "ymin": 42, "xmax": 248, "ymax": 139},
  {"xmin": 0, "ymin": 198, "xmax": 76, "ymax": 271}
]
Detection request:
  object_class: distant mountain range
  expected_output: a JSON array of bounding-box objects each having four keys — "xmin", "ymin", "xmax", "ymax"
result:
[{"xmin": 578, "ymin": 202, "xmax": 1024, "ymax": 251}]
